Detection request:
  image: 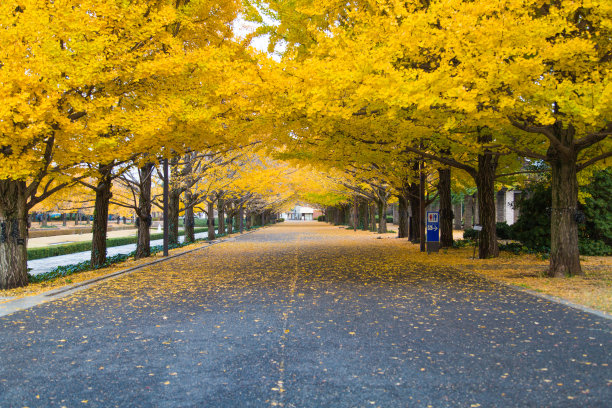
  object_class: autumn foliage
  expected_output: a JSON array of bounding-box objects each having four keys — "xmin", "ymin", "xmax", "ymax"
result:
[{"xmin": 0, "ymin": 0, "xmax": 610, "ymax": 288}]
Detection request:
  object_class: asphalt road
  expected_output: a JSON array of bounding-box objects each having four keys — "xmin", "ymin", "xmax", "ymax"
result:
[{"xmin": 1, "ymin": 223, "xmax": 610, "ymax": 407}]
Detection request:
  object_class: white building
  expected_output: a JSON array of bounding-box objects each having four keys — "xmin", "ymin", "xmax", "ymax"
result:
[{"xmin": 281, "ymin": 205, "xmax": 316, "ymax": 221}]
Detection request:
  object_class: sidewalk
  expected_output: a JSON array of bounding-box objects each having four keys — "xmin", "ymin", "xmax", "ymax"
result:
[{"xmin": 28, "ymin": 227, "xmax": 160, "ymax": 248}]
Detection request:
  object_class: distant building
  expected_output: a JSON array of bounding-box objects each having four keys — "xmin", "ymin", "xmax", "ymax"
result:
[{"xmin": 281, "ymin": 205, "xmax": 322, "ymax": 221}]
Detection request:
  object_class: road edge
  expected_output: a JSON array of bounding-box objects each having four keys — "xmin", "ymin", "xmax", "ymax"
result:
[
  {"xmin": 466, "ymin": 269, "xmax": 612, "ymax": 321},
  {"xmin": 0, "ymin": 227, "xmax": 268, "ymax": 317}
]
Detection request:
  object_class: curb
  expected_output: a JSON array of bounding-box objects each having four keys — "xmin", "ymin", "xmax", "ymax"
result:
[
  {"xmin": 466, "ymin": 269, "xmax": 612, "ymax": 322},
  {"xmin": 0, "ymin": 227, "xmax": 268, "ymax": 318}
]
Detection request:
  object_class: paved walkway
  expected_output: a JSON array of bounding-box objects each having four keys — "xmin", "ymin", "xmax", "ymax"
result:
[
  {"xmin": 28, "ymin": 230, "xmax": 212, "ymax": 276},
  {"xmin": 28, "ymin": 227, "xmax": 143, "ymax": 248},
  {"xmin": 1, "ymin": 223, "xmax": 610, "ymax": 407}
]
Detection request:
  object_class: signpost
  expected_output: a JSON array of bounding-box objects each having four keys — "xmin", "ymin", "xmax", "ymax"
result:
[
  {"xmin": 472, "ymin": 225, "xmax": 482, "ymax": 259},
  {"xmin": 426, "ymin": 211, "xmax": 440, "ymax": 253}
]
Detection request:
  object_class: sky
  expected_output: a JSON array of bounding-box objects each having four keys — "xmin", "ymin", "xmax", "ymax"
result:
[{"xmin": 233, "ymin": 13, "xmax": 285, "ymax": 60}]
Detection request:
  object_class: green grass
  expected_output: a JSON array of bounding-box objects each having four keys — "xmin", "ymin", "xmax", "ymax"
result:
[
  {"xmin": 27, "ymin": 227, "xmax": 209, "ymax": 260},
  {"xmin": 27, "ymin": 224, "xmax": 270, "ymax": 284}
]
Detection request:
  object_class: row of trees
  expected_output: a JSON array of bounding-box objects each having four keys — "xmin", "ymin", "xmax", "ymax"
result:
[
  {"xmin": 1, "ymin": 1, "xmax": 609, "ymax": 287},
  {"xmin": 251, "ymin": 0, "xmax": 610, "ymax": 277},
  {"xmin": 0, "ymin": 0, "xmax": 283, "ymax": 289}
]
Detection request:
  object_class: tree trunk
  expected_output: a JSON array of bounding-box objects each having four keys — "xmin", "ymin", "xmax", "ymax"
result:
[
  {"xmin": 168, "ymin": 189, "xmax": 180, "ymax": 245},
  {"xmin": 227, "ymin": 213, "xmax": 233, "ymax": 235},
  {"xmin": 474, "ymin": 192, "xmax": 480, "ymax": 224},
  {"xmin": 475, "ymin": 153, "xmax": 499, "ymax": 259},
  {"xmin": 377, "ymin": 199, "xmax": 387, "ymax": 233},
  {"xmin": 548, "ymin": 132, "xmax": 582, "ymax": 276},
  {"xmin": 184, "ymin": 204, "xmax": 195, "ymax": 243},
  {"xmin": 135, "ymin": 163, "xmax": 153, "ymax": 259},
  {"xmin": 352, "ymin": 197, "xmax": 358, "ymax": 231},
  {"xmin": 370, "ymin": 202, "xmax": 377, "ymax": 232},
  {"xmin": 398, "ymin": 194, "xmax": 409, "ymax": 238},
  {"xmin": 343, "ymin": 206, "xmax": 351, "ymax": 227},
  {"xmin": 408, "ymin": 183, "xmax": 421, "ymax": 242},
  {"xmin": 75, "ymin": 211, "xmax": 79, "ymax": 226},
  {"xmin": 239, "ymin": 206, "xmax": 245, "ymax": 233},
  {"xmin": 218, "ymin": 198, "xmax": 225, "ymax": 236},
  {"xmin": 453, "ymin": 202, "xmax": 463, "ymax": 230},
  {"xmin": 62, "ymin": 213, "xmax": 67, "ymax": 227},
  {"xmin": 0, "ymin": 179, "xmax": 29, "ymax": 289},
  {"xmin": 438, "ymin": 168, "xmax": 453, "ymax": 247},
  {"xmin": 359, "ymin": 201, "xmax": 368, "ymax": 230},
  {"xmin": 207, "ymin": 201, "xmax": 216, "ymax": 240},
  {"xmin": 91, "ymin": 176, "xmax": 112, "ymax": 268},
  {"xmin": 41, "ymin": 212, "xmax": 48, "ymax": 227},
  {"xmin": 464, "ymin": 195, "xmax": 474, "ymax": 229}
]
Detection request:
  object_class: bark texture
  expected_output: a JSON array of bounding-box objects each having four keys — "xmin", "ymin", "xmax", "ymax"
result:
[
  {"xmin": 438, "ymin": 168, "xmax": 453, "ymax": 247},
  {"xmin": 464, "ymin": 195, "xmax": 474, "ymax": 229},
  {"xmin": 408, "ymin": 183, "xmax": 421, "ymax": 242},
  {"xmin": 239, "ymin": 206, "xmax": 245, "ymax": 233},
  {"xmin": 359, "ymin": 200, "xmax": 368, "ymax": 230},
  {"xmin": 168, "ymin": 189, "xmax": 180, "ymax": 245},
  {"xmin": 377, "ymin": 199, "xmax": 387, "ymax": 233},
  {"xmin": 226, "ymin": 213, "xmax": 233, "ymax": 235},
  {"xmin": 398, "ymin": 194, "xmax": 409, "ymax": 239},
  {"xmin": 453, "ymin": 203, "xmax": 463, "ymax": 230},
  {"xmin": 91, "ymin": 176, "xmax": 112, "ymax": 268},
  {"xmin": 548, "ymin": 127, "xmax": 582, "ymax": 276},
  {"xmin": 0, "ymin": 179, "xmax": 28, "ymax": 289},
  {"xmin": 217, "ymin": 198, "xmax": 225, "ymax": 236},
  {"xmin": 135, "ymin": 163, "xmax": 153, "ymax": 259},
  {"xmin": 369, "ymin": 203, "xmax": 377, "ymax": 232},
  {"xmin": 207, "ymin": 201, "xmax": 216, "ymax": 241},
  {"xmin": 184, "ymin": 204, "xmax": 195, "ymax": 243},
  {"xmin": 476, "ymin": 152, "xmax": 499, "ymax": 258}
]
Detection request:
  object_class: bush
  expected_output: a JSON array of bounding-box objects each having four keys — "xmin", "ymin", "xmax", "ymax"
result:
[
  {"xmin": 580, "ymin": 168, "xmax": 612, "ymax": 254},
  {"xmin": 317, "ymin": 215, "xmax": 326, "ymax": 222},
  {"xmin": 512, "ymin": 183, "xmax": 551, "ymax": 252},
  {"xmin": 496, "ymin": 222, "xmax": 513, "ymax": 240},
  {"xmin": 499, "ymin": 242, "xmax": 529, "ymax": 255},
  {"xmin": 452, "ymin": 239, "xmax": 472, "ymax": 248},
  {"xmin": 512, "ymin": 168, "xmax": 612, "ymax": 255},
  {"xmin": 578, "ymin": 240, "xmax": 611, "ymax": 256},
  {"xmin": 277, "ymin": 218, "xmax": 285, "ymax": 222},
  {"xmin": 463, "ymin": 228, "xmax": 477, "ymax": 240},
  {"xmin": 179, "ymin": 218, "xmax": 209, "ymax": 227},
  {"xmin": 386, "ymin": 216, "xmax": 394, "ymax": 224}
]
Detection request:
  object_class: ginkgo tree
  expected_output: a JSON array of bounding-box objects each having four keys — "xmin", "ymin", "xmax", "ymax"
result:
[
  {"xmin": 0, "ymin": 0, "xmax": 180, "ymax": 288},
  {"xmin": 0, "ymin": 0, "xmax": 246, "ymax": 289},
  {"xmin": 252, "ymin": 0, "xmax": 610, "ymax": 275}
]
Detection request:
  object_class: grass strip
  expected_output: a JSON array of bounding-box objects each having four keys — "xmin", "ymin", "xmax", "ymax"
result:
[
  {"xmin": 27, "ymin": 225, "xmax": 268, "ymax": 284},
  {"xmin": 27, "ymin": 227, "xmax": 209, "ymax": 260}
]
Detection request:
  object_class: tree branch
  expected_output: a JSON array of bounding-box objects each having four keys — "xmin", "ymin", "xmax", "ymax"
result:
[
  {"xmin": 574, "ymin": 123, "xmax": 611, "ymax": 151},
  {"xmin": 508, "ymin": 117, "xmax": 570, "ymax": 157},
  {"xmin": 577, "ymin": 151, "xmax": 612, "ymax": 172}
]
